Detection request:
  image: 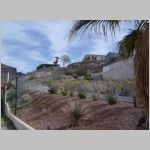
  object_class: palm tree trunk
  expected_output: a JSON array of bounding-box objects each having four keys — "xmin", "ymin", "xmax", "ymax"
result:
[{"xmin": 135, "ymin": 24, "xmax": 149, "ymax": 123}]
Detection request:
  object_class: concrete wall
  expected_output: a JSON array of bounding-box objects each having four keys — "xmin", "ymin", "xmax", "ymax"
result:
[
  {"xmin": 102, "ymin": 57, "xmax": 134, "ymax": 80},
  {"xmin": 5, "ymin": 103, "xmax": 34, "ymax": 130}
]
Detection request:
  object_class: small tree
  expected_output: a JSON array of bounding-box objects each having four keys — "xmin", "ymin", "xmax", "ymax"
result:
[{"xmin": 61, "ymin": 55, "xmax": 71, "ymax": 67}]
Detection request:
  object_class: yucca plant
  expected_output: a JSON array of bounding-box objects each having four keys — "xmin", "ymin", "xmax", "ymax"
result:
[
  {"xmin": 62, "ymin": 100, "xmax": 90, "ymax": 127},
  {"xmin": 69, "ymin": 20, "xmax": 149, "ymax": 129}
]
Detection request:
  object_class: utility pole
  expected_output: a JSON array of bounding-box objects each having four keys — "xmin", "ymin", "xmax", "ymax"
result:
[{"xmin": 14, "ymin": 77, "xmax": 18, "ymax": 115}]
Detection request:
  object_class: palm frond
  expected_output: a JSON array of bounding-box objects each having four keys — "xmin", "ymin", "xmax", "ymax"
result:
[
  {"xmin": 69, "ymin": 20, "xmax": 122, "ymax": 40},
  {"xmin": 118, "ymin": 29, "xmax": 140, "ymax": 59},
  {"xmin": 137, "ymin": 20, "xmax": 149, "ymax": 31}
]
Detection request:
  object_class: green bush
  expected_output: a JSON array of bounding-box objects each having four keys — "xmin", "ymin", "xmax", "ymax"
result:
[
  {"xmin": 76, "ymin": 83, "xmax": 87, "ymax": 99},
  {"xmin": 106, "ymin": 94, "xmax": 117, "ymax": 105},
  {"xmin": 48, "ymin": 84, "xmax": 58, "ymax": 94},
  {"xmin": 69, "ymin": 91, "xmax": 74, "ymax": 97},
  {"xmin": 61, "ymin": 88, "xmax": 68, "ymax": 96},
  {"xmin": 84, "ymin": 75, "xmax": 92, "ymax": 80},
  {"xmin": 78, "ymin": 92, "xmax": 87, "ymax": 99}
]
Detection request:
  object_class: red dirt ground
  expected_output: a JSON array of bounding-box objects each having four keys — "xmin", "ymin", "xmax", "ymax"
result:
[{"xmin": 16, "ymin": 93, "xmax": 142, "ymax": 130}]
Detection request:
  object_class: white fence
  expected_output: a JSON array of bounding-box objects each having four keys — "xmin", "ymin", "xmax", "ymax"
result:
[{"xmin": 5, "ymin": 103, "xmax": 34, "ymax": 130}]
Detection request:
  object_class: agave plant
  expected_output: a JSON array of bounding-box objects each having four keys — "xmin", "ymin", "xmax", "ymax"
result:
[
  {"xmin": 69, "ymin": 20, "xmax": 149, "ymax": 129},
  {"xmin": 62, "ymin": 100, "xmax": 90, "ymax": 127}
]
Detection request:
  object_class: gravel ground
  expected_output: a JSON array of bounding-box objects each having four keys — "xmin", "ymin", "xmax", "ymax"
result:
[{"xmin": 16, "ymin": 94, "xmax": 142, "ymax": 130}]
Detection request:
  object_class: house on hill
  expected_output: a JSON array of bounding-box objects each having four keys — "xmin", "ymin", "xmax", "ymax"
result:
[{"xmin": 82, "ymin": 54, "xmax": 105, "ymax": 63}]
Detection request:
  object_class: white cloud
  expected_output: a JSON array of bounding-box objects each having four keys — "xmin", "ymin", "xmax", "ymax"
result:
[
  {"xmin": 89, "ymin": 38, "xmax": 111, "ymax": 55},
  {"xmin": 2, "ymin": 20, "xmax": 135, "ymax": 72},
  {"xmin": 2, "ymin": 54, "xmax": 31, "ymax": 73},
  {"xmin": 28, "ymin": 50, "xmax": 49, "ymax": 63}
]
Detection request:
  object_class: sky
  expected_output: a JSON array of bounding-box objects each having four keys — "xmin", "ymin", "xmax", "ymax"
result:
[{"xmin": 1, "ymin": 20, "xmax": 135, "ymax": 73}]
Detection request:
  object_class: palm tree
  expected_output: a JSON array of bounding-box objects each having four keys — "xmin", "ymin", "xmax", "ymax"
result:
[{"xmin": 69, "ymin": 20, "xmax": 149, "ymax": 128}]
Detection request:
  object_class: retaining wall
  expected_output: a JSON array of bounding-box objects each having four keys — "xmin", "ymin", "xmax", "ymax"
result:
[
  {"xmin": 5, "ymin": 103, "xmax": 35, "ymax": 130},
  {"xmin": 102, "ymin": 57, "xmax": 134, "ymax": 80}
]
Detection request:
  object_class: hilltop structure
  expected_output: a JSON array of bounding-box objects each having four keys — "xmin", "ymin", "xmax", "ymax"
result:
[{"xmin": 82, "ymin": 54, "xmax": 105, "ymax": 62}]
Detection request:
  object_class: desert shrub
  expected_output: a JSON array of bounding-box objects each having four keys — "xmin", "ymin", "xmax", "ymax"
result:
[
  {"xmin": 48, "ymin": 82, "xmax": 58, "ymax": 94},
  {"xmin": 77, "ymin": 85, "xmax": 87, "ymax": 99},
  {"xmin": 64, "ymin": 80, "xmax": 79, "ymax": 97},
  {"xmin": 76, "ymin": 65, "xmax": 88, "ymax": 77},
  {"xmin": 106, "ymin": 93, "xmax": 117, "ymax": 105},
  {"xmin": 65, "ymin": 80, "xmax": 78, "ymax": 91},
  {"xmin": 61, "ymin": 88, "xmax": 68, "ymax": 96},
  {"xmin": 76, "ymin": 69, "xmax": 86, "ymax": 77},
  {"xmin": 69, "ymin": 90, "xmax": 74, "ymax": 97},
  {"xmin": 106, "ymin": 79, "xmax": 135, "ymax": 97},
  {"xmin": 51, "ymin": 70, "xmax": 63, "ymax": 80},
  {"xmin": 48, "ymin": 85, "xmax": 58, "ymax": 94},
  {"xmin": 76, "ymin": 80, "xmax": 90, "ymax": 99},
  {"xmin": 78, "ymin": 91, "xmax": 87, "ymax": 99},
  {"xmin": 91, "ymin": 81, "xmax": 102, "ymax": 101},
  {"xmin": 84, "ymin": 75, "xmax": 92, "ymax": 81},
  {"xmin": 62, "ymin": 100, "xmax": 90, "ymax": 127}
]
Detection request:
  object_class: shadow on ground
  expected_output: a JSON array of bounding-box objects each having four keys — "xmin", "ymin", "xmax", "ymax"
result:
[{"xmin": 1, "ymin": 115, "xmax": 16, "ymax": 130}]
